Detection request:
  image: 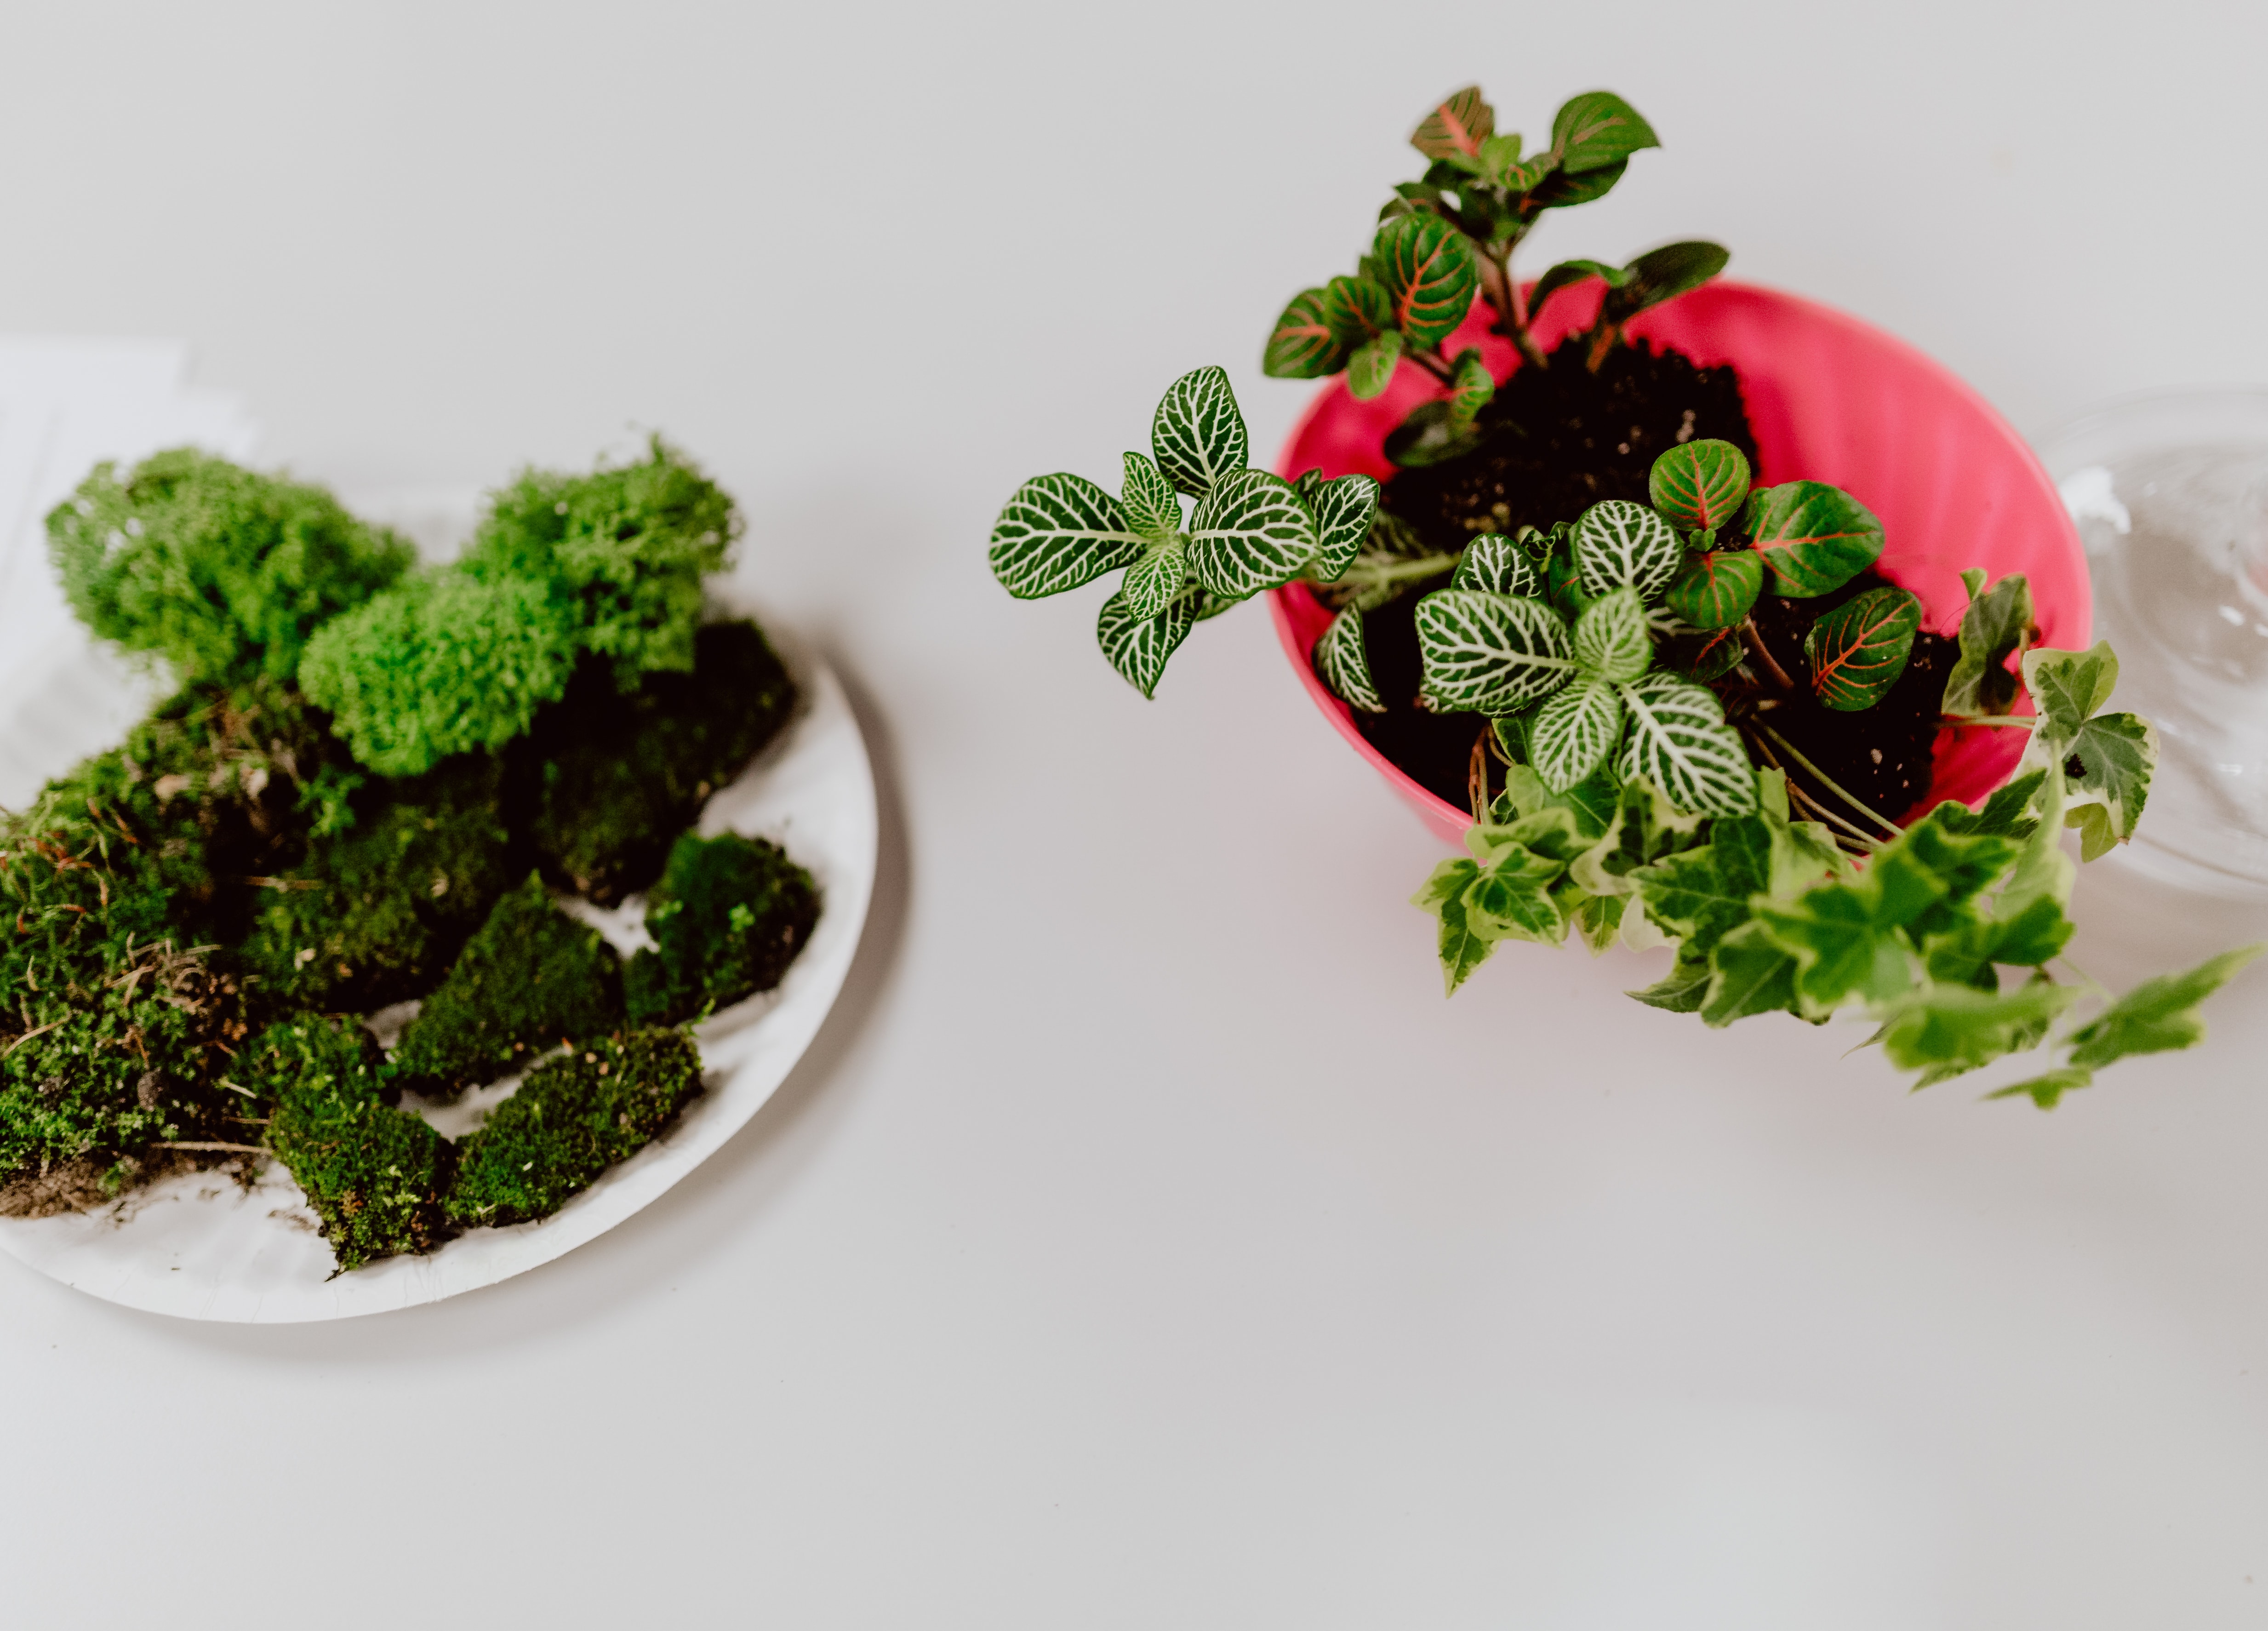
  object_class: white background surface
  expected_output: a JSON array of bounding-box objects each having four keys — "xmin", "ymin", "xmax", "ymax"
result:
[{"xmin": 4, "ymin": 3, "xmax": 2268, "ymax": 1625}]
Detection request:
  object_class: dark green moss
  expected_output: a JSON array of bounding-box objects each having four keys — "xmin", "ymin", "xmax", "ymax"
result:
[
  {"xmin": 521, "ymin": 620, "xmax": 796, "ymax": 904},
  {"xmin": 446, "ymin": 1028, "xmax": 702, "ymax": 1227},
  {"xmin": 391, "ymin": 874, "xmax": 623, "ymax": 1095},
  {"xmin": 46, "ymin": 449, "xmax": 412, "ymax": 690},
  {"xmin": 254, "ymin": 1016, "xmax": 455, "ymax": 1271},
  {"xmin": 623, "ymin": 833, "xmax": 819, "ymax": 1027}
]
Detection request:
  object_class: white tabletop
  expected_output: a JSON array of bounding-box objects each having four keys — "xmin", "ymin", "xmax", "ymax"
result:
[{"xmin": 6, "ymin": 4, "xmax": 2268, "ymax": 1625}]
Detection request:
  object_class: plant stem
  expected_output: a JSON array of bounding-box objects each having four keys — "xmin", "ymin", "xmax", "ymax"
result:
[
  {"xmin": 1755, "ymin": 723, "xmax": 1907, "ymax": 840},
  {"xmin": 1340, "ymin": 552, "xmax": 1462, "ymax": 589},
  {"xmin": 1738, "ymin": 618, "xmax": 1797, "ymax": 692},
  {"xmin": 1748, "ymin": 731, "xmax": 1880, "ymax": 852},
  {"xmin": 1468, "ymin": 724, "xmax": 1492, "ymax": 824},
  {"xmin": 1411, "ymin": 347, "xmax": 1457, "ymax": 386}
]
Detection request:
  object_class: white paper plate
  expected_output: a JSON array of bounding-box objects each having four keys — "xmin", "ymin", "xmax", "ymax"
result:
[{"xmin": 0, "ymin": 634, "xmax": 877, "ymax": 1322}]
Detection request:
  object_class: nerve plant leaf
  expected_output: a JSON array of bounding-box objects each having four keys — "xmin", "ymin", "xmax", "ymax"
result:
[
  {"xmin": 1151, "ymin": 366, "xmax": 1249, "ymax": 498},
  {"xmin": 2063, "ymin": 944, "xmax": 2266, "ymax": 1070},
  {"xmin": 1373, "ymin": 213, "xmax": 1480, "ymax": 351},
  {"xmin": 1096, "ymin": 585, "xmax": 1198, "ymax": 698},
  {"xmin": 1549, "ymin": 90, "xmax": 1660, "ymax": 174},
  {"xmin": 1346, "ymin": 331, "xmax": 1404, "ymax": 400},
  {"xmin": 1663, "ymin": 549, "xmax": 1764, "ymax": 630},
  {"xmin": 1186, "ymin": 469, "xmax": 1319, "ymax": 598},
  {"xmin": 1118, "ymin": 542, "xmax": 1188, "ymax": 620},
  {"xmin": 1120, "ymin": 452, "xmax": 1183, "ymax": 540},
  {"xmin": 1649, "ymin": 439, "xmax": 1752, "ymax": 532},
  {"xmin": 1571, "ymin": 585, "xmax": 1652, "ymax": 682},
  {"xmin": 1600, "ymin": 241, "xmax": 1731, "ymax": 325},
  {"xmin": 1530, "ymin": 258, "xmax": 1629, "ymax": 319},
  {"xmin": 1614, "ymin": 672, "xmax": 1758, "ymax": 817},
  {"xmin": 1530, "ymin": 677, "xmax": 1624, "ymax": 791},
  {"xmin": 1300, "ymin": 473, "xmax": 1381, "ymax": 582},
  {"xmin": 1263, "ymin": 288, "xmax": 1345, "ymax": 379},
  {"xmin": 1743, "ymin": 481, "xmax": 1885, "ymax": 596},
  {"xmin": 1411, "ymin": 86, "xmax": 1494, "ymax": 162},
  {"xmin": 1573, "ymin": 499, "xmax": 1681, "ymax": 600},
  {"xmin": 1448, "ymin": 348, "xmax": 1494, "ymax": 428},
  {"xmin": 1314, "ymin": 604, "xmax": 1385, "ymax": 713},
  {"xmin": 1803, "ymin": 585, "xmax": 1921, "ymax": 711},
  {"xmin": 989, "ymin": 473, "xmax": 1146, "ymax": 598},
  {"xmin": 1452, "ymin": 533, "xmax": 1538, "ymax": 597},
  {"xmin": 1527, "ymin": 159, "xmax": 1626, "ymax": 211},
  {"xmin": 1323, "ymin": 274, "xmax": 1394, "ymax": 346},
  {"xmin": 1413, "ymin": 589, "xmax": 1577, "ymax": 714},
  {"xmin": 1942, "ymin": 572, "xmax": 2034, "ymax": 718}
]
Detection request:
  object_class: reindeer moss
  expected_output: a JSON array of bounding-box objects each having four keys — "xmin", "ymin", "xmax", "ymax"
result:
[
  {"xmin": 46, "ymin": 449, "xmax": 412, "ymax": 689},
  {"xmin": 391, "ymin": 874, "xmax": 623, "ymax": 1095},
  {"xmin": 446, "ymin": 1028, "xmax": 702, "ymax": 1227},
  {"xmin": 623, "ymin": 832, "xmax": 819, "ymax": 1026},
  {"xmin": 255, "ymin": 1016, "xmax": 455, "ymax": 1271},
  {"xmin": 523, "ymin": 620, "xmax": 796, "ymax": 904}
]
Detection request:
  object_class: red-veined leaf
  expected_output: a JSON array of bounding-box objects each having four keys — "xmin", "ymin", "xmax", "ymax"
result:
[
  {"xmin": 1649, "ymin": 439, "xmax": 1752, "ymax": 532},
  {"xmin": 1411, "ymin": 86, "xmax": 1495, "ymax": 161},
  {"xmin": 1373, "ymin": 213, "xmax": 1479, "ymax": 351},
  {"xmin": 1803, "ymin": 586, "xmax": 1922, "ymax": 711}
]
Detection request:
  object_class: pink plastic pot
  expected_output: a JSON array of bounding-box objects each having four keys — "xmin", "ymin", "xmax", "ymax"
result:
[{"xmin": 1268, "ymin": 279, "xmax": 2088, "ymax": 847}]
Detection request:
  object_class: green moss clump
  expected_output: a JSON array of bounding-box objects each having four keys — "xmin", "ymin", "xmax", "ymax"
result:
[
  {"xmin": 391, "ymin": 874, "xmax": 623, "ymax": 1095},
  {"xmin": 254, "ymin": 1016, "xmax": 455, "ymax": 1271},
  {"xmin": 623, "ymin": 833, "xmax": 819, "ymax": 1026},
  {"xmin": 446, "ymin": 1028, "xmax": 703, "ymax": 1227},
  {"xmin": 523, "ymin": 620, "xmax": 797, "ymax": 904},
  {"xmin": 46, "ymin": 450, "xmax": 412, "ymax": 689}
]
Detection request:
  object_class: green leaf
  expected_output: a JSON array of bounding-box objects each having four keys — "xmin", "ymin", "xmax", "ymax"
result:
[
  {"xmin": 1452, "ymin": 533, "xmax": 1539, "ymax": 598},
  {"xmin": 1549, "ymin": 90, "xmax": 1660, "ymax": 174},
  {"xmin": 988, "ymin": 473, "xmax": 1147, "ymax": 599},
  {"xmin": 1614, "ymin": 672, "xmax": 1759, "ymax": 818},
  {"xmin": 1942, "ymin": 572, "xmax": 2034, "ymax": 718},
  {"xmin": 1527, "ymin": 158, "xmax": 1625, "ymax": 211},
  {"xmin": 1804, "ymin": 586, "xmax": 1922, "ymax": 711},
  {"xmin": 1413, "ymin": 858, "xmax": 1495, "ymax": 996},
  {"xmin": 1649, "ymin": 440, "xmax": 1753, "ymax": 532},
  {"xmin": 1374, "ymin": 213, "xmax": 1480, "ymax": 351},
  {"xmin": 1382, "ymin": 399, "xmax": 1485, "ymax": 469},
  {"xmin": 1151, "ymin": 366, "xmax": 1250, "ymax": 499},
  {"xmin": 1662, "ymin": 549, "xmax": 1764, "ymax": 630},
  {"xmin": 1530, "ymin": 676, "xmax": 1624, "ymax": 792},
  {"xmin": 1984, "ymin": 1066, "xmax": 2094, "ymax": 1109},
  {"xmin": 1635, "ymin": 814, "xmax": 1776, "ymax": 957},
  {"xmin": 1875, "ymin": 979, "xmax": 2079, "ymax": 1082},
  {"xmin": 1186, "ymin": 469, "xmax": 1320, "ymax": 598},
  {"xmin": 1699, "ymin": 920, "xmax": 1804, "ymax": 1026},
  {"xmin": 1573, "ymin": 499, "xmax": 1681, "ymax": 600},
  {"xmin": 1096, "ymin": 585, "xmax": 1198, "ymax": 698},
  {"xmin": 1498, "ymin": 761, "xmax": 1622, "ymax": 840},
  {"xmin": 2020, "ymin": 642, "xmax": 2119, "ymax": 743},
  {"xmin": 1263, "ymin": 288, "xmax": 1347, "ymax": 380},
  {"xmin": 1411, "ymin": 86, "xmax": 1494, "ymax": 161},
  {"xmin": 1571, "ymin": 775, "xmax": 1707, "ymax": 898},
  {"xmin": 1743, "ymin": 482, "xmax": 1885, "ymax": 597},
  {"xmin": 1921, "ymin": 893, "xmax": 2074, "ymax": 990},
  {"xmin": 1323, "ymin": 274, "xmax": 1394, "ymax": 346},
  {"xmin": 1314, "ymin": 604, "xmax": 1385, "ymax": 713},
  {"xmin": 1120, "ymin": 452, "xmax": 1182, "ymax": 540},
  {"xmin": 1571, "ymin": 585, "xmax": 1652, "ymax": 682},
  {"xmin": 1463, "ymin": 841, "xmax": 1568, "ymax": 944},
  {"xmin": 1118, "ymin": 541, "xmax": 1188, "ymax": 620},
  {"xmin": 1530, "ymin": 258, "xmax": 1627, "ymax": 319},
  {"xmin": 1346, "ymin": 330, "xmax": 1405, "ymax": 400},
  {"xmin": 2064, "ymin": 944, "xmax": 2266, "ymax": 1070},
  {"xmin": 2060, "ymin": 711, "xmax": 2156, "ymax": 860},
  {"xmin": 1928, "ymin": 769, "xmax": 2046, "ymax": 840},
  {"xmin": 1659, "ymin": 622, "xmax": 1747, "ymax": 683},
  {"xmin": 1414, "ymin": 589, "xmax": 1577, "ymax": 714},
  {"xmin": 1301, "ymin": 473, "xmax": 1381, "ymax": 582},
  {"xmin": 1448, "ymin": 347, "xmax": 1494, "ymax": 429},
  {"xmin": 1629, "ymin": 950, "xmax": 1712, "ymax": 1013},
  {"xmin": 1477, "ymin": 130, "xmax": 1523, "ymax": 174}
]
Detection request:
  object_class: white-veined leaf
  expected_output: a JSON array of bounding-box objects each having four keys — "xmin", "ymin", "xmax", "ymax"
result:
[
  {"xmin": 1120, "ymin": 452, "xmax": 1182, "ymax": 540},
  {"xmin": 1315, "ymin": 603, "xmax": 1386, "ymax": 713},
  {"xmin": 1186, "ymin": 468, "xmax": 1320, "ymax": 598},
  {"xmin": 1571, "ymin": 585, "xmax": 1652, "ymax": 682},
  {"xmin": 1531, "ymin": 676, "xmax": 1625, "ymax": 791},
  {"xmin": 989, "ymin": 473, "xmax": 1146, "ymax": 599},
  {"xmin": 1615, "ymin": 671, "xmax": 1759, "ymax": 816},
  {"xmin": 1151, "ymin": 366, "xmax": 1249, "ymax": 498},
  {"xmin": 1574, "ymin": 499, "xmax": 1680, "ymax": 600},
  {"xmin": 1119, "ymin": 541, "xmax": 1189, "ymax": 620},
  {"xmin": 1302, "ymin": 473, "xmax": 1380, "ymax": 582},
  {"xmin": 1452, "ymin": 533, "xmax": 1538, "ymax": 597},
  {"xmin": 1413, "ymin": 588, "xmax": 1577, "ymax": 715},
  {"xmin": 1097, "ymin": 586, "xmax": 1198, "ymax": 699}
]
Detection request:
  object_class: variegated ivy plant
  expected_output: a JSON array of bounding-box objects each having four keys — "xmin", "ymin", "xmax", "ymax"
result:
[
  {"xmin": 1263, "ymin": 84, "xmax": 1729, "ymax": 465},
  {"xmin": 988, "ymin": 366, "xmax": 1380, "ymax": 696}
]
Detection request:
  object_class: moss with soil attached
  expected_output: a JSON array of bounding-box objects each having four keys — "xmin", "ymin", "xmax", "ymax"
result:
[
  {"xmin": 445, "ymin": 1027, "xmax": 703, "ymax": 1227},
  {"xmin": 254, "ymin": 1015, "xmax": 456, "ymax": 1270},
  {"xmin": 623, "ymin": 832, "xmax": 819, "ymax": 1026},
  {"xmin": 391, "ymin": 874, "xmax": 623, "ymax": 1095}
]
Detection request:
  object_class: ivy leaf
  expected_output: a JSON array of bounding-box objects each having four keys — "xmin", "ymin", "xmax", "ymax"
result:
[
  {"xmin": 1599, "ymin": 242, "xmax": 1730, "ymax": 327},
  {"xmin": 1942, "ymin": 572, "xmax": 2034, "ymax": 718},
  {"xmin": 1571, "ymin": 775, "xmax": 1707, "ymax": 898},
  {"xmin": 1120, "ymin": 452, "xmax": 1183, "ymax": 541},
  {"xmin": 1314, "ymin": 603, "xmax": 1385, "ymax": 713},
  {"xmin": 1921, "ymin": 893, "xmax": 2074, "ymax": 990},
  {"xmin": 1118, "ymin": 541, "xmax": 1189, "ymax": 620},
  {"xmin": 1573, "ymin": 499, "xmax": 1681, "ymax": 600},
  {"xmin": 1530, "ymin": 676, "xmax": 1625, "ymax": 792},
  {"xmin": 1614, "ymin": 672, "xmax": 1759, "ymax": 818},
  {"xmin": 1530, "ymin": 258, "xmax": 1628, "ymax": 319},
  {"xmin": 1498, "ymin": 761, "xmax": 1622, "ymax": 841},
  {"xmin": 1151, "ymin": 366, "xmax": 1250, "ymax": 499},
  {"xmin": 1804, "ymin": 585, "xmax": 1922, "ymax": 711},
  {"xmin": 1571, "ymin": 585, "xmax": 1652, "ymax": 682},
  {"xmin": 1649, "ymin": 440, "xmax": 1753, "ymax": 532},
  {"xmin": 1448, "ymin": 347, "xmax": 1494, "ymax": 429},
  {"xmin": 1629, "ymin": 950, "xmax": 1712, "ymax": 1013},
  {"xmin": 2020, "ymin": 642, "xmax": 2120, "ymax": 743},
  {"xmin": 1634, "ymin": 810, "xmax": 1778, "ymax": 957},
  {"xmin": 1549, "ymin": 90, "xmax": 1660, "ymax": 174},
  {"xmin": 989, "ymin": 473, "xmax": 1147, "ymax": 599},
  {"xmin": 1300, "ymin": 473, "xmax": 1381, "ymax": 582},
  {"xmin": 1699, "ymin": 921, "xmax": 1804, "ymax": 1027},
  {"xmin": 1928, "ymin": 769, "xmax": 2046, "ymax": 841},
  {"xmin": 1186, "ymin": 469, "xmax": 1320, "ymax": 599},
  {"xmin": 1413, "ymin": 589, "xmax": 1578, "ymax": 714},
  {"xmin": 2060, "ymin": 711, "xmax": 2156, "ymax": 861},
  {"xmin": 1411, "ymin": 86, "xmax": 1494, "ymax": 161},
  {"xmin": 1373, "ymin": 213, "xmax": 1480, "ymax": 351},
  {"xmin": 1096, "ymin": 585, "xmax": 1199, "ymax": 698},
  {"xmin": 1984, "ymin": 1066, "xmax": 2095, "ymax": 1110},
  {"xmin": 1743, "ymin": 481, "xmax": 1885, "ymax": 597},
  {"xmin": 1874, "ymin": 979, "xmax": 2079, "ymax": 1082},
  {"xmin": 1663, "ymin": 549, "xmax": 1764, "ymax": 630},
  {"xmin": 1528, "ymin": 159, "xmax": 1625, "ymax": 211},
  {"xmin": 1413, "ymin": 858, "xmax": 1495, "ymax": 996},
  {"xmin": 2063, "ymin": 944, "xmax": 2266, "ymax": 1070},
  {"xmin": 1263, "ymin": 288, "xmax": 1347, "ymax": 380},
  {"xmin": 1346, "ymin": 331, "xmax": 1405, "ymax": 401},
  {"xmin": 1453, "ymin": 533, "xmax": 1539, "ymax": 598},
  {"xmin": 1462, "ymin": 839, "xmax": 1569, "ymax": 944}
]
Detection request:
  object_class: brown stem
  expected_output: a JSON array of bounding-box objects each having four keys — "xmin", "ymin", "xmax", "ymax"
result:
[
  {"xmin": 1468, "ymin": 724, "xmax": 1493, "ymax": 824},
  {"xmin": 1738, "ymin": 618, "xmax": 1797, "ymax": 692},
  {"xmin": 1410, "ymin": 347, "xmax": 1457, "ymax": 386}
]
